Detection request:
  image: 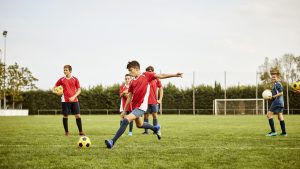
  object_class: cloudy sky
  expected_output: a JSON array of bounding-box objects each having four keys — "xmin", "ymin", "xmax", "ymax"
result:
[{"xmin": 0, "ymin": 0, "xmax": 299, "ymax": 90}]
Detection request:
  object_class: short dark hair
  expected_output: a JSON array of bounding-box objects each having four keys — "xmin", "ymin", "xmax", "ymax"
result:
[
  {"xmin": 125, "ymin": 74, "xmax": 131, "ymax": 77},
  {"xmin": 126, "ymin": 60, "xmax": 140, "ymax": 69},
  {"xmin": 146, "ymin": 66, "xmax": 154, "ymax": 72},
  {"xmin": 64, "ymin": 65, "xmax": 72, "ymax": 72},
  {"xmin": 270, "ymin": 68, "xmax": 280, "ymax": 75}
]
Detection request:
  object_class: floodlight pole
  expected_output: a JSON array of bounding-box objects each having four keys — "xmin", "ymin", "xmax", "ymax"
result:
[
  {"xmin": 256, "ymin": 71, "xmax": 258, "ymax": 115},
  {"xmin": 2, "ymin": 31, "xmax": 7, "ymax": 110},
  {"xmin": 192, "ymin": 71, "xmax": 195, "ymax": 115},
  {"xmin": 286, "ymin": 74, "xmax": 290, "ymax": 115},
  {"xmin": 159, "ymin": 69, "xmax": 162, "ymax": 115},
  {"xmin": 224, "ymin": 71, "xmax": 227, "ymax": 115}
]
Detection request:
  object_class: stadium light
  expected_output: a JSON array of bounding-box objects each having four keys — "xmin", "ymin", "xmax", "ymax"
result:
[
  {"xmin": 2, "ymin": 30, "xmax": 7, "ymax": 109},
  {"xmin": 256, "ymin": 71, "xmax": 259, "ymax": 115}
]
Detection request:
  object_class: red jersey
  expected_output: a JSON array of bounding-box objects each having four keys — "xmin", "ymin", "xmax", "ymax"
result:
[
  {"xmin": 119, "ymin": 84, "xmax": 133, "ymax": 112},
  {"xmin": 128, "ymin": 72, "xmax": 156, "ymax": 111},
  {"xmin": 55, "ymin": 76, "xmax": 80, "ymax": 102},
  {"xmin": 148, "ymin": 79, "xmax": 162, "ymax": 104}
]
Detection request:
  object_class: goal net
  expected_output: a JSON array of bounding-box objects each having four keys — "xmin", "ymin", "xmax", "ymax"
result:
[{"xmin": 213, "ymin": 99, "xmax": 265, "ymax": 115}]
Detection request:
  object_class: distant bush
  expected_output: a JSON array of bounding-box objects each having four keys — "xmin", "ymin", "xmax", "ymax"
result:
[{"xmin": 21, "ymin": 83, "xmax": 300, "ymax": 114}]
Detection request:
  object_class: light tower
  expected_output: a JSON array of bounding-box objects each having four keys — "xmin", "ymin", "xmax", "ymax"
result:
[{"xmin": 2, "ymin": 30, "xmax": 7, "ymax": 109}]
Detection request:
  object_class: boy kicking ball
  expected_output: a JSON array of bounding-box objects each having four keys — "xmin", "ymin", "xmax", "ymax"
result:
[{"xmin": 105, "ymin": 60, "xmax": 183, "ymax": 149}]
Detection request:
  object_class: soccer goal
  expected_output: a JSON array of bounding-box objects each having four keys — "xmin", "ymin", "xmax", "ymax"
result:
[{"xmin": 213, "ymin": 99, "xmax": 265, "ymax": 115}]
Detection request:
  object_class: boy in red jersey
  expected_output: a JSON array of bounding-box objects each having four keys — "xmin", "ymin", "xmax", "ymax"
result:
[
  {"xmin": 53, "ymin": 65, "xmax": 85, "ymax": 136},
  {"xmin": 119, "ymin": 74, "xmax": 134, "ymax": 136},
  {"xmin": 143, "ymin": 66, "xmax": 163, "ymax": 135},
  {"xmin": 105, "ymin": 60, "xmax": 182, "ymax": 149}
]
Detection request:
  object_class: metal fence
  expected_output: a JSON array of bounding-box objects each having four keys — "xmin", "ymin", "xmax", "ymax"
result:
[{"xmin": 36, "ymin": 108, "xmax": 300, "ymax": 115}]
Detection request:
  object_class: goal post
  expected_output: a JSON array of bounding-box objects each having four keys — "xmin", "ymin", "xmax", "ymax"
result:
[{"xmin": 213, "ymin": 99, "xmax": 265, "ymax": 115}]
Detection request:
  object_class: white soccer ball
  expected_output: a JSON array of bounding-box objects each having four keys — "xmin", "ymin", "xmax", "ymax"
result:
[{"xmin": 262, "ymin": 89, "xmax": 272, "ymax": 99}]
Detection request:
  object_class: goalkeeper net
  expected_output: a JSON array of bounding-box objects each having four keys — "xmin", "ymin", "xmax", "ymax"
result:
[{"xmin": 213, "ymin": 99, "xmax": 265, "ymax": 115}]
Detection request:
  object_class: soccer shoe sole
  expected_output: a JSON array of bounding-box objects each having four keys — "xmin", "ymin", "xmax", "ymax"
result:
[{"xmin": 265, "ymin": 132, "xmax": 277, "ymax": 137}]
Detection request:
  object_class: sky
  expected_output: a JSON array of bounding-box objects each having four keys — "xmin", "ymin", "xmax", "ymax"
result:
[{"xmin": 0, "ymin": 0, "xmax": 300, "ymax": 90}]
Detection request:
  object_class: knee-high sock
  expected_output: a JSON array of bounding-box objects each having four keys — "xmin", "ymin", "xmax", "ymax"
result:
[
  {"xmin": 129, "ymin": 121, "xmax": 133, "ymax": 132},
  {"xmin": 268, "ymin": 118, "xmax": 275, "ymax": 132},
  {"xmin": 153, "ymin": 118, "xmax": 158, "ymax": 126},
  {"xmin": 112, "ymin": 118, "xmax": 129, "ymax": 143},
  {"xmin": 280, "ymin": 120, "xmax": 286, "ymax": 133},
  {"xmin": 76, "ymin": 118, "xmax": 83, "ymax": 132},
  {"xmin": 144, "ymin": 118, "xmax": 149, "ymax": 133},
  {"xmin": 141, "ymin": 122, "xmax": 157, "ymax": 132},
  {"xmin": 63, "ymin": 118, "xmax": 68, "ymax": 132}
]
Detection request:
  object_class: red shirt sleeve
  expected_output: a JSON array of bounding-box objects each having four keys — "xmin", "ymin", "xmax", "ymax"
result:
[
  {"xmin": 55, "ymin": 77, "xmax": 62, "ymax": 87},
  {"xmin": 144, "ymin": 72, "xmax": 156, "ymax": 82},
  {"xmin": 157, "ymin": 79, "xmax": 162, "ymax": 88},
  {"xmin": 75, "ymin": 77, "xmax": 80, "ymax": 89}
]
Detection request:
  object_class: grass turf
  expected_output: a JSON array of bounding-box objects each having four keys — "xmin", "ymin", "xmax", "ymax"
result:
[{"xmin": 0, "ymin": 115, "xmax": 299, "ymax": 169}]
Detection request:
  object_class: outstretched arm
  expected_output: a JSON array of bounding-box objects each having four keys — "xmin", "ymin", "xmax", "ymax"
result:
[{"xmin": 155, "ymin": 73, "xmax": 183, "ymax": 79}]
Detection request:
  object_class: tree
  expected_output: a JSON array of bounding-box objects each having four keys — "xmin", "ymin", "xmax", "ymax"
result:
[
  {"xmin": 6, "ymin": 62, "xmax": 38, "ymax": 109},
  {"xmin": 258, "ymin": 54, "xmax": 300, "ymax": 84},
  {"xmin": 280, "ymin": 54, "xmax": 298, "ymax": 82},
  {"xmin": 258, "ymin": 57, "xmax": 272, "ymax": 84},
  {"xmin": 0, "ymin": 59, "xmax": 4, "ymax": 108}
]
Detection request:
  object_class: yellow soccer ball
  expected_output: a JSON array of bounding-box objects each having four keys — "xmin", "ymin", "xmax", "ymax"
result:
[
  {"xmin": 291, "ymin": 81, "xmax": 300, "ymax": 91},
  {"xmin": 54, "ymin": 86, "xmax": 63, "ymax": 95},
  {"xmin": 77, "ymin": 136, "xmax": 91, "ymax": 148}
]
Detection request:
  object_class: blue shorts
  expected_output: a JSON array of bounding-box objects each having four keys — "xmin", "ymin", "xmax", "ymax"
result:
[
  {"xmin": 131, "ymin": 109, "xmax": 146, "ymax": 118},
  {"xmin": 147, "ymin": 104, "xmax": 159, "ymax": 113},
  {"xmin": 269, "ymin": 104, "xmax": 284, "ymax": 113},
  {"xmin": 62, "ymin": 102, "xmax": 80, "ymax": 116}
]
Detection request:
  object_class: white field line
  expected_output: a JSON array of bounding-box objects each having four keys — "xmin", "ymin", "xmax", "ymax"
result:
[{"xmin": 0, "ymin": 144, "xmax": 300, "ymax": 150}]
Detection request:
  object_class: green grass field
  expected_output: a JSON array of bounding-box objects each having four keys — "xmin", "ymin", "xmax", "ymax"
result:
[{"xmin": 0, "ymin": 115, "xmax": 299, "ymax": 169}]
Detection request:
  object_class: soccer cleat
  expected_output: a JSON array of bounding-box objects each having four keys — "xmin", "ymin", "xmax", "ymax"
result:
[
  {"xmin": 79, "ymin": 132, "xmax": 85, "ymax": 136},
  {"xmin": 65, "ymin": 132, "xmax": 69, "ymax": 136},
  {"xmin": 154, "ymin": 125, "xmax": 161, "ymax": 140},
  {"xmin": 128, "ymin": 132, "xmax": 133, "ymax": 136},
  {"xmin": 265, "ymin": 132, "xmax": 277, "ymax": 137},
  {"xmin": 279, "ymin": 133, "xmax": 288, "ymax": 136},
  {"xmin": 142, "ymin": 131, "xmax": 149, "ymax": 135},
  {"xmin": 105, "ymin": 139, "xmax": 114, "ymax": 149}
]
